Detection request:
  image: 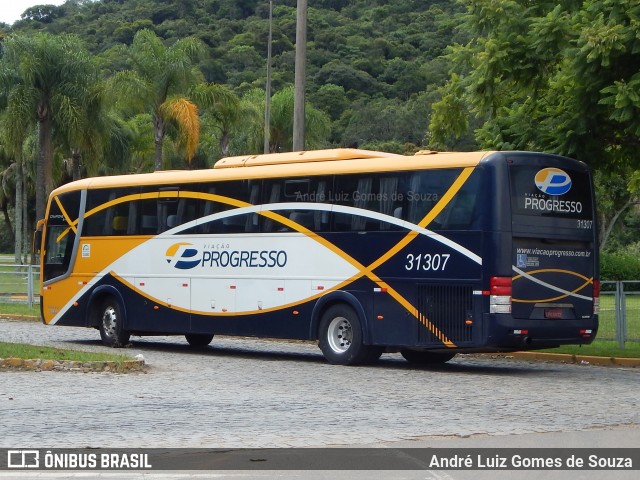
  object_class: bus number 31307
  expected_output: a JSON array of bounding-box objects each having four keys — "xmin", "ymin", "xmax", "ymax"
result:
[{"xmin": 405, "ymin": 253, "xmax": 451, "ymax": 271}]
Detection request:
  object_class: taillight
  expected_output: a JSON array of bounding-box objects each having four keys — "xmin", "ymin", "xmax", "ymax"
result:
[
  {"xmin": 593, "ymin": 279, "xmax": 600, "ymax": 315},
  {"xmin": 489, "ymin": 276, "xmax": 512, "ymax": 314}
]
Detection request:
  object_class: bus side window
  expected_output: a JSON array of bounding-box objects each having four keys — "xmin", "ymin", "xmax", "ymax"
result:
[
  {"xmin": 262, "ymin": 178, "xmax": 331, "ymax": 233},
  {"xmin": 313, "ymin": 180, "xmax": 330, "ymax": 231},
  {"xmin": 159, "ymin": 201, "xmax": 178, "ymax": 232},
  {"xmin": 83, "ymin": 190, "xmax": 114, "ymax": 236},
  {"xmin": 194, "ymin": 181, "xmax": 260, "ymax": 234},
  {"xmin": 378, "ymin": 175, "xmax": 403, "ymax": 231},
  {"xmin": 84, "ymin": 188, "xmax": 139, "ymax": 236},
  {"xmin": 332, "ymin": 174, "xmax": 403, "ymax": 232},
  {"xmin": 407, "ymin": 170, "xmax": 459, "ymax": 226},
  {"xmin": 245, "ymin": 182, "xmax": 260, "ymax": 232},
  {"xmin": 141, "ymin": 214, "xmax": 158, "ymax": 234},
  {"xmin": 332, "ymin": 175, "xmax": 358, "ymax": 232},
  {"xmin": 435, "ymin": 170, "xmax": 482, "ymax": 230},
  {"xmin": 262, "ymin": 181, "xmax": 282, "ymax": 232},
  {"xmin": 196, "ymin": 186, "xmax": 219, "ymax": 234}
]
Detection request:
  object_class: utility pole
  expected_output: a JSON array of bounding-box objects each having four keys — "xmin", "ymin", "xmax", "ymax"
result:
[
  {"xmin": 292, "ymin": 0, "xmax": 307, "ymax": 151},
  {"xmin": 263, "ymin": 0, "xmax": 273, "ymax": 154}
]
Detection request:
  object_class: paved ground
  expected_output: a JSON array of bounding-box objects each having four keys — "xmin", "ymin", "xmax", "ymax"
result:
[
  {"xmin": 1, "ymin": 317, "xmax": 639, "ymax": 479},
  {"xmin": 1, "ymin": 317, "xmax": 638, "ymax": 448}
]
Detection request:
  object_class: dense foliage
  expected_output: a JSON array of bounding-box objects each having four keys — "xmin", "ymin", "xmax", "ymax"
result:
[
  {"xmin": 429, "ymin": 0, "xmax": 640, "ymax": 253},
  {"xmin": 600, "ymin": 251, "xmax": 640, "ymax": 282},
  {"xmin": 3, "ymin": 0, "xmax": 464, "ymax": 153},
  {"xmin": 0, "ymin": 0, "xmax": 638, "ymax": 264}
]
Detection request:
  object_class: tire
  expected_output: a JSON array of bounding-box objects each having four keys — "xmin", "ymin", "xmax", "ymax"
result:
[
  {"xmin": 318, "ymin": 304, "xmax": 382, "ymax": 365},
  {"xmin": 98, "ymin": 297, "xmax": 130, "ymax": 347},
  {"xmin": 400, "ymin": 349, "xmax": 456, "ymax": 365},
  {"xmin": 185, "ymin": 333, "xmax": 214, "ymax": 347}
]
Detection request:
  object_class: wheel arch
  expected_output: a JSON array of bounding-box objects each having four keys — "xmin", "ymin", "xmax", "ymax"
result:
[
  {"xmin": 309, "ymin": 291, "xmax": 371, "ymax": 343},
  {"xmin": 86, "ymin": 285, "xmax": 127, "ymax": 328}
]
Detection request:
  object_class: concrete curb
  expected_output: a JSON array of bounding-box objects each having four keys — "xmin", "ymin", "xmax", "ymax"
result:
[
  {"xmin": 0, "ymin": 357, "xmax": 147, "ymax": 373},
  {"xmin": 501, "ymin": 351, "xmax": 640, "ymax": 367},
  {"xmin": 1, "ymin": 314, "xmax": 39, "ymax": 321}
]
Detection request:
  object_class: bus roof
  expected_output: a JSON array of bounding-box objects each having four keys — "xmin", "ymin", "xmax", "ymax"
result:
[{"xmin": 50, "ymin": 149, "xmax": 495, "ymax": 196}]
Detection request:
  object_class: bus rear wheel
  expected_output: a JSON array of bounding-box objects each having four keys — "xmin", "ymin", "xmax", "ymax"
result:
[
  {"xmin": 98, "ymin": 298, "xmax": 130, "ymax": 348},
  {"xmin": 318, "ymin": 304, "xmax": 382, "ymax": 365},
  {"xmin": 400, "ymin": 349, "xmax": 456, "ymax": 364},
  {"xmin": 185, "ymin": 334, "xmax": 214, "ymax": 347}
]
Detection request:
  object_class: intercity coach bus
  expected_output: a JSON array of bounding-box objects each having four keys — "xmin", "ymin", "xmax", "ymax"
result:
[{"xmin": 35, "ymin": 149, "xmax": 599, "ymax": 365}]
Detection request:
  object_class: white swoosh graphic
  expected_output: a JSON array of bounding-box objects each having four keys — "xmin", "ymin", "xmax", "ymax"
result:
[
  {"xmin": 512, "ymin": 266, "xmax": 592, "ymax": 301},
  {"xmin": 167, "ymin": 202, "xmax": 482, "ymax": 265}
]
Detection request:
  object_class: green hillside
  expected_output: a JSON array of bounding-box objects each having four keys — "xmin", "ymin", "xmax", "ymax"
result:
[{"xmin": 3, "ymin": 0, "xmax": 466, "ymax": 152}]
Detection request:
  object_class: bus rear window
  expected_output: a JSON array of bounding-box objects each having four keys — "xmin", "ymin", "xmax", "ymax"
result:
[{"xmin": 510, "ymin": 165, "xmax": 593, "ymax": 221}]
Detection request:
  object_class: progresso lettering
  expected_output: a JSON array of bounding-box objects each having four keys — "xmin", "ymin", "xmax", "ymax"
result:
[
  {"xmin": 201, "ymin": 250, "xmax": 287, "ymax": 268},
  {"xmin": 524, "ymin": 197, "xmax": 582, "ymax": 214}
]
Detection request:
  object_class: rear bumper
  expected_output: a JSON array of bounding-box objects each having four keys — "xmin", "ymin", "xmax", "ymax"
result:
[{"xmin": 483, "ymin": 313, "xmax": 599, "ymax": 349}]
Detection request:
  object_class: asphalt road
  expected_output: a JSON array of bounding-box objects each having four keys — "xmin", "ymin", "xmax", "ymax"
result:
[{"xmin": 1, "ymin": 317, "xmax": 638, "ymax": 479}]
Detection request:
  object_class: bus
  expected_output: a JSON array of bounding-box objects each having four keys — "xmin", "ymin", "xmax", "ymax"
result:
[{"xmin": 35, "ymin": 148, "xmax": 599, "ymax": 365}]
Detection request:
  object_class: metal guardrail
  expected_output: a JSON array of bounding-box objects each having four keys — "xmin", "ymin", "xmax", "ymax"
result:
[
  {"xmin": 0, "ymin": 263, "xmax": 40, "ymax": 309},
  {"xmin": 0, "ymin": 263, "xmax": 638, "ymax": 347},
  {"xmin": 600, "ymin": 281, "xmax": 640, "ymax": 348}
]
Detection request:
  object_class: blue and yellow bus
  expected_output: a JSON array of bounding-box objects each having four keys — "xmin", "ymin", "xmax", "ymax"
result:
[{"xmin": 35, "ymin": 148, "xmax": 599, "ymax": 364}]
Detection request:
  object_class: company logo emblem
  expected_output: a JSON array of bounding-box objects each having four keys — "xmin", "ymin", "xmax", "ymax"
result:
[
  {"xmin": 535, "ymin": 168, "xmax": 572, "ymax": 195},
  {"xmin": 165, "ymin": 243, "xmax": 200, "ymax": 270}
]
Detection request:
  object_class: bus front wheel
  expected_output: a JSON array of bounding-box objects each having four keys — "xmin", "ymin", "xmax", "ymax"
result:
[
  {"xmin": 400, "ymin": 349, "xmax": 456, "ymax": 364},
  {"xmin": 318, "ymin": 304, "xmax": 381, "ymax": 365},
  {"xmin": 185, "ymin": 334, "xmax": 214, "ymax": 347},
  {"xmin": 98, "ymin": 298, "xmax": 130, "ymax": 348}
]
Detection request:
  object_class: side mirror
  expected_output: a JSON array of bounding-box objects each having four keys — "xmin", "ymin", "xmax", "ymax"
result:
[{"xmin": 33, "ymin": 220, "xmax": 44, "ymax": 256}]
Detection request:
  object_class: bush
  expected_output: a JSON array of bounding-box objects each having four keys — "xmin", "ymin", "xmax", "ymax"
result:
[{"xmin": 600, "ymin": 252, "xmax": 640, "ymax": 281}]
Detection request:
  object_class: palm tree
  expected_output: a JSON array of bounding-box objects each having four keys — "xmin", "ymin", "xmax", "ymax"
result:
[
  {"xmin": 267, "ymin": 86, "xmax": 331, "ymax": 153},
  {"xmin": 0, "ymin": 152, "xmax": 16, "ymax": 249},
  {"xmin": 109, "ymin": 29, "xmax": 205, "ymax": 170},
  {"xmin": 0, "ymin": 111, "xmax": 35, "ymax": 265},
  {"xmin": 191, "ymin": 83, "xmax": 244, "ymax": 157},
  {"xmin": 0, "ymin": 33, "xmax": 97, "ymax": 222}
]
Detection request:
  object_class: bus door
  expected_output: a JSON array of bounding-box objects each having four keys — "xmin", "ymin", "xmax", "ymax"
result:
[{"xmin": 40, "ymin": 190, "xmax": 83, "ymax": 323}]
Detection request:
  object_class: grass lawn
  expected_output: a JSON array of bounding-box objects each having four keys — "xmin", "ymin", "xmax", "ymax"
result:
[
  {"xmin": 540, "ymin": 340, "xmax": 640, "ymax": 358},
  {"xmin": 0, "ymin": 303, "xmax": 137, "ymax": 365},
  {"xmin": 0, "ymin": 303, "xmax": 40, "ymax": 316},
  {"xmin": 0, "ymin": 341, "xmax": 132, "ymax": 363}
]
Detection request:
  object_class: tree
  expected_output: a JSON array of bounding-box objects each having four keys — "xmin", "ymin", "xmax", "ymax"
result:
[
  {"xmin": 0, "ymin": 32, "xmax": 96, "ymax": 224},
  {"xmin": 20, "ymin": 4, "xmax": 64, "ymax": 24},
  {"xmin": 265, "ymin": 86, "xmax": 331, "ymax": 153},
  {"xmin": 110, "ymin": 29, "xmax": 205, "ymax": 170},
  {"xmin": 447, "ymin": 0, "xmax": 638, "ymax": 159},
  {"xmin": 596, "ymin": 169, "xmax": 640, "ymax": 251},
  {"xmin": 190, "ymin": 83, "xmax": 243, "ymax": 158},
  {"xmin": 0, "ymin": 150, "xmax": 15, "ymax": 249},
  {"xmin": 430, "ymin": 0, "xmax": 640, "ymax": 247},
  {"xmin": 0, "ymin": 108, "xmax": 37, "ymax": 264}
]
